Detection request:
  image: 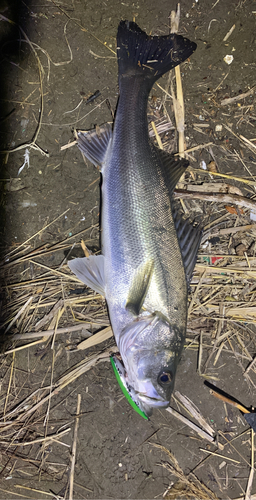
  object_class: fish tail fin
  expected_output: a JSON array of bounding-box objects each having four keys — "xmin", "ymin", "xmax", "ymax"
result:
[{"xmin": 117, "ymin": 21, "xmax": 196, "ymax": 84}]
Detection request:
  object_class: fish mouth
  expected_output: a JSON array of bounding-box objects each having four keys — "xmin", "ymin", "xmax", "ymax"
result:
[
  {"xmin": 138, "ymin": 393, "xmax": 169, "ymax": 408},
  {"xmin": 110, "ymin": 354, "xmax": 169, "ymax": 418}
]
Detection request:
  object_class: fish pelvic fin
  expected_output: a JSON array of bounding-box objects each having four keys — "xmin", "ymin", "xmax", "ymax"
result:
[
  {"xmin": 77, "ymin": 123, "xmax": 112, "ymax": 168},
  {"xmin": 126, "ymin": 259, "xmax": 154, "ymax": 316},
  {"xmin": 68, "ymin": 255, "xmax": 105, "ymax": 296},
  {"xmin": 117, "ymin": 20, "xmax": 196, "ymax": 84}
]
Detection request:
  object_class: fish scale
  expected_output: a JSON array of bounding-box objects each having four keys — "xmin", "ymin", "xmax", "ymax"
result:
[{"xmin": 69, "ymin": 21, "xmax": 201, "ymax": 417}]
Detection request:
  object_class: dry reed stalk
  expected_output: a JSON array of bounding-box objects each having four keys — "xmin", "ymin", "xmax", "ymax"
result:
[
  {"xmin": 174, "ymin": 391, "xmax": 215, "ymax": 436},
  {"xmin": 10, "ymin": 323, "xmax": 93, "ymax": 341},
  {"xmin": 165, "ymin": 407, "xmax": 215, "ymax": 443},
  {"xmin": 170, "ymin": 4, "xmax": 186, "ymax": 158},
  {"xmin": 151, "ymin": 121, "xmax": 163, "ymax": 149},
  {"xmin": 76, "ymin": 326, "xmax": 112, "ymax": 350}
]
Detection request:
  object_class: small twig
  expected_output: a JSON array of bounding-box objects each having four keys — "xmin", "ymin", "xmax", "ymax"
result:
[
  {"xmin": 51, "ymin": 0, "xmax": 116, "ymax": 54},
  {"xmin": 221, "ymin": 86, "xmax": 255, "ymax": 106},
  {"xmin": 69, "ymin": 394, "xmax": 81, "ymax": 500},
  {"xmin": 173, "ymin": 189, "xmax": 256, "ymax": 210},
  {"xmin": 245, "ymin": 356, "xmax": 256, "ymax": 375},
  {"xmin": 199, "ymin": 448, "xmax": 240, "ymax": 464},
  {"xmin": 3, "ymin": 353, "xmax": 15, "ymax": 420},
  {"xmin": 4, "ymin": 208, "xmax": 70, "ymax": 260},
  {"xmin": 0, "ymin": 428, "xmax": 71, "ymax": 447},
  {"xmin": 223, "ymin": 24, "xmax": 236, "ymax": 41},
  {"xmin": 4, "ymin": 297, "xmax": 33, "ymax": 334},
  {"xmin": 224, "ymin": 124, "xmax": 256, "ymax": 155},
  {"xmin": 219, "ymin": 430, "xmax": 256, "ymax": 472},
  {"xmin": 14, "ymin": 485, "xmax": 56, "ymax": 498},
  {"xmin": 245, "ymin": 429, "xmax": 254, "ymax": 500},
  {"xmin": 0, "ymin": 15, "xmax": 48, "ymax": 156}
]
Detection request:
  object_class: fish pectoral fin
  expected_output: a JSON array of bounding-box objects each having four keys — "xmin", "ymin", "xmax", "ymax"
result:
[
  {"xmin": 77, "ymin": 123, "xmax": 112, "ymax": 168},
  {"xmin": 155, "ymin": 147, "xmax": 189, "ymax": 195},
  {"xmin": 173, "ymin": 211, "xmax": 203, "ymax": 284},
  {"xmin": 68, "ymin": 255, "xmax": 105, "ymax": 296},
  {"xmin": 125, "ymin": 259, "xmax": 154, "ymax": 316}
]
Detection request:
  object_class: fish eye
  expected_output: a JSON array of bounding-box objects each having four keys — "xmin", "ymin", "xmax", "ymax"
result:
[{"xmin": 158, "ymin": 371, "xmax": 172, "ymax": 385}]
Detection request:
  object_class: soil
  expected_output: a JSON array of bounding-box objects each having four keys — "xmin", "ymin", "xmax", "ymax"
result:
[{"xmin": 0, "ymin": 0, "xmax": 256, "ymax": 499}]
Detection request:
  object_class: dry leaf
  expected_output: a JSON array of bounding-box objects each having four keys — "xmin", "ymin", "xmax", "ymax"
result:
[
  {"xmin": 225, "ymin": 205, "xmax": 244, "ymax": 215},
  {"xmin": 235, "ymin": 243, "xmax": 247, "ymax": 256},
  {"xmin": 208, "ymin": 161, "xmax": 218, "ymax": 172}
]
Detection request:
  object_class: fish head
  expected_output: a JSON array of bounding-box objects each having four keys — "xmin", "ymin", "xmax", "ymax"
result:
[{"xmin": 114, "ymin": 316, "xmax": 184, "ymax": 417}]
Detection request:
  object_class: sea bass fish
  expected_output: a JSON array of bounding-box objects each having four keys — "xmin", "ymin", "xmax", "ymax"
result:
[{"xmin": 69, "ymin": 21, "xmax": 201, "ymax": 417}]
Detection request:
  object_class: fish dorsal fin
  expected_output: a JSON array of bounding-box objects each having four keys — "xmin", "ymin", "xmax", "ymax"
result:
[
  {"xmin": 173, "ymin": 211, "xmax": 202, "ymax": 283},
  {"xmin": 126, "ymin": 259, "xmax": 154, "ymax": 316},
  {"xmin": 68, "ymin": 255, "xmax": 105, "ymax": 296},
  {"xmin": 155, "ymin": 147, "xmax": 189, "ymax": 196},
  {"xmin": 77, "ymin": 123, "xmax": 112, "ymax": 167}
]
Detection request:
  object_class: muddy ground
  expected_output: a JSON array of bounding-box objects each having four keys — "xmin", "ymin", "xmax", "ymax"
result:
[{"xmin": 0, "ymin": 0, "xmax": 256, "ymax": 498}]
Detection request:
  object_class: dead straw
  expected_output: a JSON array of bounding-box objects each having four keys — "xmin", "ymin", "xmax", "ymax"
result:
[
  {"xmin": 69, "ymin": 394, "xmax": 81, "ymax": 500},
  {"xmin": 245, "ymin": 429, "xmax": 255, "ymax": 500},
  {"xmin": 170, "ymin": 4, "xmax": 186, "ymax": 158},
  {"xmin": 151, "ymin": 443, "xmax": 218, "ymax": 499},
  {"xmin": 165, "ymin": 407, "xmax": 215, "ymax": 443}
]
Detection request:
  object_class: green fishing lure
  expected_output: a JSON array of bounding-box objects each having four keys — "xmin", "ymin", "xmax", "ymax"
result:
[{"xmin": 110, "ymin": 355, "xmax": 148, "ymax": 420}]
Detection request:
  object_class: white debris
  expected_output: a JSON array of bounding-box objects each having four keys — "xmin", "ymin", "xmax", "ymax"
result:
[
  {"xmin": 219, "ymin": 461, "xmax": 227, "ymax": 470},
  {"xmin": 250, "ymin": 210, "xmax": 256, "ymax": 221},
  {"xmin": 200, "ymin": 160, "xmax": 207, "ymax": 170},
  {"xmin": 223, "ymin": 55, "xmax": 234, "ymax": 65},
  {"xmin": 20, "ymin": 201, "xmax": 37, "ymax": 208},
  {"xmin": 18, "ymin": 148, "xmax": 30, "ymax": 175},
  {"xmin": 201, "ymin": 241, "xmax": 209, "ymax": 249},
  {"xmin": 215, "ymin": 124, "xmax": 223, "ymax": 132}
]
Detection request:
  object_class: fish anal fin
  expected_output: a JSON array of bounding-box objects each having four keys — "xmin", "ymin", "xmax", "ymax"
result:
[
  {"xmin": 77, "ymin": 123, "xmax": 112, "ymax": 168},
  {"xmin": 173, "ymin": 211, "xmax": 203, "ymax": 283},
  {"xmin": 68, "ymin": 255, "xmax": 105, "ymax": 296},
  {"xmin": 126, "ymin": 259, "xmax": 154, "ymax": 316},
  {"xmin": 156, "ymin": 147, "xmax": 189, "ymax": 195}
]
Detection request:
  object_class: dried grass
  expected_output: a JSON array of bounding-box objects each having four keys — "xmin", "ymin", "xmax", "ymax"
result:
[{"xmin": 0, "ymin": 8, "xmax": 256, "ymax": 500}]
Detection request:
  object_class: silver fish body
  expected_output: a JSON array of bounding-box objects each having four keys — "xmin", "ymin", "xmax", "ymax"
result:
[{"xmin": 69, "ymin": 21, "xmax": 200, "ymax": 416}]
